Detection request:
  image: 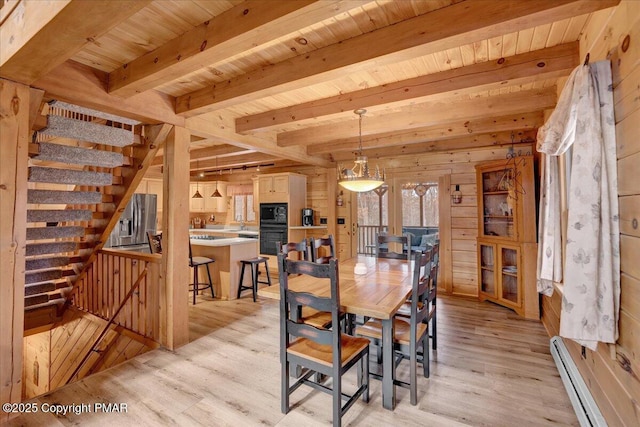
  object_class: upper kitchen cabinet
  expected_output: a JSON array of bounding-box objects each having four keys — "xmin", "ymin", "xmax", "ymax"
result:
[
  {"xmin": 204, "ymin": 181, "xmax": 227, "ymax": 213},
  {"xmin": 258, "ymin": 174, "xmax": 292, "ymax": 203}
]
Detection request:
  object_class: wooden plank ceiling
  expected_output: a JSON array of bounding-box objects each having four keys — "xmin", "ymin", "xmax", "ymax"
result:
[{"xmin": 0, "ymin": 0, "xmax": 621, "ymax": 177}]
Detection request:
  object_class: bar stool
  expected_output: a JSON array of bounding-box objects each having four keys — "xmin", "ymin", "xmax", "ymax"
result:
[{"xmin": 237, "ymin": 257, "xmax": 272, "ymax": 302}]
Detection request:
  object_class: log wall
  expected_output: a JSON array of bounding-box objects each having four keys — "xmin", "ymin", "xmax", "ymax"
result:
[{"xmin": 540, "ymin": 2, "xmax": 640, "ymax": 426}]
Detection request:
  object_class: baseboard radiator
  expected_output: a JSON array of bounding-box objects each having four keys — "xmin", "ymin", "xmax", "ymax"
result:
[{"xmin": 550, "ymin": 336, "xmax": 607, "ymax": 427}]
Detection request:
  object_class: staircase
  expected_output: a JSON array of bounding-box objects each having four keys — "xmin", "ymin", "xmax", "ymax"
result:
[{"xmin": 24, "ymin": 101, "xmax": 141, "ymax": 330}]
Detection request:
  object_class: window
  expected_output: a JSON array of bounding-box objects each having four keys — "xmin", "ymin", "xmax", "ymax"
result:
[
  {"xmin": 401, "ymin": 183, "xmax": 438, "ymax": 227},
  {"xmin": 233, "ymin": 194, "xmax": 255, "ymax": 222}
]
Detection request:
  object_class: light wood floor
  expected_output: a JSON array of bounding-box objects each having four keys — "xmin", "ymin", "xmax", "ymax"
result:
[{"xmin": 9, "ymin": 295, "xmax": 578, "ymax": 426}]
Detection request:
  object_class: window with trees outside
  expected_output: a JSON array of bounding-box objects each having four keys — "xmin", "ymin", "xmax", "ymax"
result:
[{"xmin": 401, "ymin": 183, "xmax": 438, "ymax": 227}]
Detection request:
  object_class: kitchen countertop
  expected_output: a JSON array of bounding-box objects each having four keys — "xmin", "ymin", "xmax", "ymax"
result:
[
  {"xmin": 190, "ymin": 228, "xmax": 259, "ymax": 236},
  {"xmin": 189, "ymin": 237, "xmax": 258, "ymax": 247}
]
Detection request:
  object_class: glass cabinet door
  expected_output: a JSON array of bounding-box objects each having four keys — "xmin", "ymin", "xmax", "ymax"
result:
[
  {"xmin": 499, "ymin": 245, "xmax": 520, "ymax": 306},
  {"xmin": 479, "ymin": 244, "xmax": 496, "ymax": 297},
  {"xmin": 481, "ymin": 168, "xmax": 516, "ymax": 239}
]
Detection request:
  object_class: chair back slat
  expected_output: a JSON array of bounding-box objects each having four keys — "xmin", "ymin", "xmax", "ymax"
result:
[
  {"xmin": 278, "ymin": 239, "xmax": 310, "ymax": 261},
  {"xmin": 376, "ymin": 233, "xmax": 411, "ymax": 260},
  {"xmin": 287, "ymin": 321, "xmax": 333, "ymax": 345},
  {"xmin": 287, "ymin": 290, "xmax": 334, "ymax": 313},
  {"xmin": 311, "ymin": 235, "xmax": 335, "ymax": 264}
]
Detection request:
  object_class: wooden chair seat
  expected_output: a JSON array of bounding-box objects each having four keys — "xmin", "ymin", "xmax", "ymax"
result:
[
  {"xmin": 395, "ymin": 301, "xmax": 425, "ymax": 318},
  {"xmin": 356, "ymin": 318, "xmax": 427, "ymax": 346},
  {"xmin": 300, "ymin": 307, "xmax": 333, "ymax": 328},
  {"xmin": 288, "ymin": 335, "xmax": 370, "ymax": 367}
]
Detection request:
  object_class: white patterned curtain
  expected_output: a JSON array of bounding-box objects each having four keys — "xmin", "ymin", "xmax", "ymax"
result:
[{"xmin": 536, "ymin": 61, "xmax": 620, "ymax": 350}]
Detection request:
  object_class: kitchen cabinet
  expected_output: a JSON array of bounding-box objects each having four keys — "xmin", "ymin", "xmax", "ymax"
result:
[
  {"xmin": 203, "ymin": 182, "xmax": 227, "ymax": 212},
  {"xmin": 189, "ymin": 183, "xmax": 205, "ymax": 212},
  {"xmin": 190, "ymin": 182, "xmax": 227, "ymax": 213},
  {"xmin": 258, "ymin": 174, "xmax": 290, "ymax": 203},
  {"xmin": 475, "ymin": 156, "xmax": 538, "ymax": 319}
]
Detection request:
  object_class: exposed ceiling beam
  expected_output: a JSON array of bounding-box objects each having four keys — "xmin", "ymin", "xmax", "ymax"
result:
[
  {"xmin": 238, "ymin": 42, "xmax": 577, "ymax": 134},
  {"xmin": 152, "ymin": 145, "xmax": 253, "ymax": 167},
  {"xmin": 331, "ymin": 129, "xmax": 538, "ymax": 162},
  {"xmin": 0, "ymin": 0, "xmax": 151, "ymax": 84},
  {"xmin": 310, "ymin": 112, "xmax": 544, "ymax": 154},
  {"xmin": 186, "ymin": 113, "xmax": 332, "ymax": 167},
  {"xmin": 32, "ymin": 60, "xmax": 184, "ymax": 126},
  {"xmin": 176, "ymin": 0, "xmax": 618, "ymax": 116},
  {"xmin": 279, "ymin": 88, "xmax": 556, "ymax": 146},
  {"xmin": 108, "ymin": 0, "xmax": 365, "ymax": 97}
]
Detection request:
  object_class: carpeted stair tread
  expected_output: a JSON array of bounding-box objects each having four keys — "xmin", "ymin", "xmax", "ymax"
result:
[
  {"xmin": 26, "ymin": 242, "xmax": 78, "ymax": 256},
  {"xmin": 29, "ymin": 167, "xmax": 112, "ymax": 186},
  {"xmin": 26, "ymin": 226, "xmax": 84, "ymax": 240},
  {"xmin": 49, "ymin": 100, "xmax": 139, "ymax": 126},
  {"xmin": 27, "ymin": 209, "xmax": 93, "ymax": 223},
  {"xmin": 25, "ymin": 270, "xmax": 63, "ymax": 284},
  {"xmin": 25, "ymin": 256, "xmax": 70, "ymax": 271},
  {"xmin": 25, "ymin": 282, "xmax": 57, "ymax": 296},
  {"xmin": 34, "ymin": 142, "xmax": 124, "ymax": 168},
  {"xmin": 40, "ymin": 115, "xmax": 133, "ymax": 147},
  {"xmin": 24, "ymin": 294, "xmax": 50, "ymax": 307},
  {"xmin": 28, "ymin": 189, "xmax": 102, "ymax": 205}
]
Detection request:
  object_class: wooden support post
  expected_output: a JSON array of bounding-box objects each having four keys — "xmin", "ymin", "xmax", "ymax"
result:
[
  {"xmin": 439, "ymin": 174, "xmax": 453, "ymax": 294},
  {"xmin": 0, "ymin": 79, "xmax": 30, "ymax": 415},
  {"xmin": 160, "ymin": 126, "xmax": 190, "ymax": 349}
]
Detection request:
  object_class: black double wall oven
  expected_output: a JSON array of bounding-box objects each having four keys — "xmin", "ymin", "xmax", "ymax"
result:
[{"xmin": 259, "ymin": 203, "xmax": 287, "ymax": 255}]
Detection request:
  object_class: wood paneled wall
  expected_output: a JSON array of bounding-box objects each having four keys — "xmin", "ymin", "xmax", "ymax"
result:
[
  {"xmin": 540, "ymin": 2, "xmax": 640, "ymax": 426},
  {"xmin": 23, "ymin": 306, "xmax": 157, "ymax": 399}
]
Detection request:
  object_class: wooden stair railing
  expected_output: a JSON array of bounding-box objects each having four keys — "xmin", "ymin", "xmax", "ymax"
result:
[{"xmin": 65, "ymin": 267, "xmax": 148, "ymax": 385}]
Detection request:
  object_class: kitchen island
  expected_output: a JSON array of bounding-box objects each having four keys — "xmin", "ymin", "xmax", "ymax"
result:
[{"xmin": 190, "ymin": 236, "xmax": 259, "ymax": 300}]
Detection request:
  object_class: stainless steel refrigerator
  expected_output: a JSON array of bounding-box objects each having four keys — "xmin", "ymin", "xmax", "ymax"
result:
[{"xmin": 106, "ymin": 193, "xmax": 157, "ymax": 253}]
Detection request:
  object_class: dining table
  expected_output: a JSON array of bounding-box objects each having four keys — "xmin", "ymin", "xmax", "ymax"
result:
[{"xmin": 258, "ymin": 255, "xmax": 413, "ymax": 410}]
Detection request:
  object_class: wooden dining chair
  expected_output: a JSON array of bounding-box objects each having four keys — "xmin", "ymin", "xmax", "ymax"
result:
[
  {"xmin": 397, "ymin": 242, "xmax": 439, "ymax": 350},
  {"xmin": 356, "ymin": 250, "xmax": 432, "ymax": 405},
  {"xmin": 147, "ymin": 231, "xmax": 162, "ymax": 254},
  {"xmin": 310, "ymin": 235, "xmax": 335, "ymax": 264},
  {"xmin": 277, "ymin": 255, "xmax": 369, "ymax": 426},
  {"xmin": 376, "ymin": 232, "xmax": 411, "ymax": 260},
  {"xmin": 278, "ymin": 238, "xmax": 332, "ymax": 328}
]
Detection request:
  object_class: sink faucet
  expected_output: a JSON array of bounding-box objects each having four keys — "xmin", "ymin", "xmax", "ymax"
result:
[{"xmin": 236, "ymin": 215, "xmax": 245, "ymax": 230}]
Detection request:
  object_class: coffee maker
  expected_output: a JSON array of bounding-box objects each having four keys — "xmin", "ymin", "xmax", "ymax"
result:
[{"xmin": 302, "ymin": 208, "xmax": 314, "ymax": 226}]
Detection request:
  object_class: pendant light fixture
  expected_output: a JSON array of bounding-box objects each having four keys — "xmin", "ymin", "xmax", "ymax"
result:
[
  {"xmin": 192, "ymin": 159, "xmax": 203, "ymax": 199},
  {"xmin": 211, "ymin": 156, "xmax": 222, "ymax": 197},
  {"xmin": 337, "ymin": 109, "xmax": 385, "ymax": 192}
]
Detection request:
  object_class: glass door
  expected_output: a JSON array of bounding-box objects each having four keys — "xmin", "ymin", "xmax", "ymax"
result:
[
  {"xmin": 498, "ymin": 244, "xmax": 520, "ymax": 306},
  {"xmin": 356, "ymin": 185, "xmax": 388, "ymax": 255},
  {"xmin": 479, "ymin": 243, "xmax": 497, "ymax": 297}
]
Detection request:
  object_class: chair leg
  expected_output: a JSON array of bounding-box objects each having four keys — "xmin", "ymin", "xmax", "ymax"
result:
[
  {"xmin": 250, "ymin": 263, "xmax": 257, "ymax": 302},
  {"xmin": 410, "ymin": 344, "xmax": 417, "ymax": 406},
  {"xmin": 264, "ymin": 260, "xmax": 272, "ymax": 286},
  {"xmin": 206, "ymin": 264, "xmax": 214, "ymax": 298},
  {"xmin": 333, "ymin": 370, "xmax": 341, "ymax": 427},
  {"xmin": 423, "ymin": 332, "xmax": 430, "ymax": 378},
  {"xmin": 192, "ymin": 266, "xmax": 198, "ymax": 305},
  {"xmin": 376, "ymin": 343, "xmax": 383, "ymax": 365},
  {"xmin": 237, "ymin": 263, "xmax": 246, "ymax": 299},
  {"xmin": 281, "ymin": 360, "xmax": 290, "ymax": 414},
  {"xmin": 432, "ymin": 311, "xmax": 437, "ymax": 350}
]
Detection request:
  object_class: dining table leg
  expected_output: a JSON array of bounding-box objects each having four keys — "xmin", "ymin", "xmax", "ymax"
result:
[{"xmin": 381, "ymin": 317, "xmax": 396, "ymax": 410}]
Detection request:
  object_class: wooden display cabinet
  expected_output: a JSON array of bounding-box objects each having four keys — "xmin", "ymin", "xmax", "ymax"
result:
[{"xmin": 475, "ymin": 156, "xmax": 538, "ymax": 319}]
